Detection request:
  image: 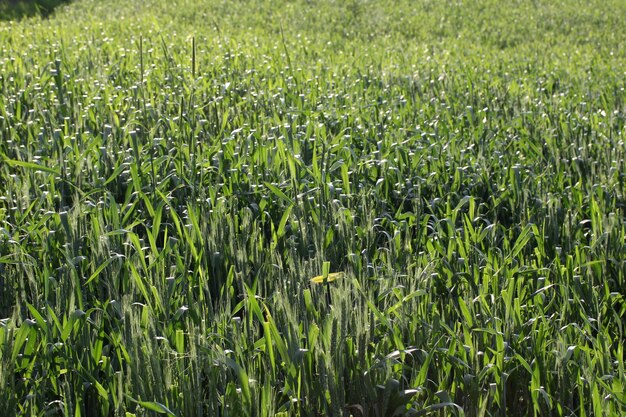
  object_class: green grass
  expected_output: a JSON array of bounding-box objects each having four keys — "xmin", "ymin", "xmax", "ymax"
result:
[{"xmin": 0, "ymin": 0, "xmax": 625, "ymax": 416}]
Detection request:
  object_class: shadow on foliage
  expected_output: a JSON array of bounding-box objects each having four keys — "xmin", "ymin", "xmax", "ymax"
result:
[{"xmin": 0, "ymin": 0, "xmax": 71, "ymax": 20}]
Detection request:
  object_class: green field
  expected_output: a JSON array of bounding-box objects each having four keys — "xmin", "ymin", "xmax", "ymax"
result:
[{"xmin": 1, "ymin": 0, "xmax": 625, "ymax": 416}]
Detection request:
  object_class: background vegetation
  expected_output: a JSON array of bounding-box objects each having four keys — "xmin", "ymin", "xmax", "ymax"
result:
[
  {"xmin": 0, "ymin": 0, "xmax": 71, "ymax": 20},
  {"xmin": 1, "ymin": 0, "xmax": 625, "ymax": 416}
]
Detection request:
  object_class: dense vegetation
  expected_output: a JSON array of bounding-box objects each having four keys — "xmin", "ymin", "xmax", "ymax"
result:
[
  {"xmin": 0, "ymin": 0, "xmax": 70, "ymax": 20},
  {"xmin": 1, "ymin": 0, "xmax": 625, "ymax": 416}
]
